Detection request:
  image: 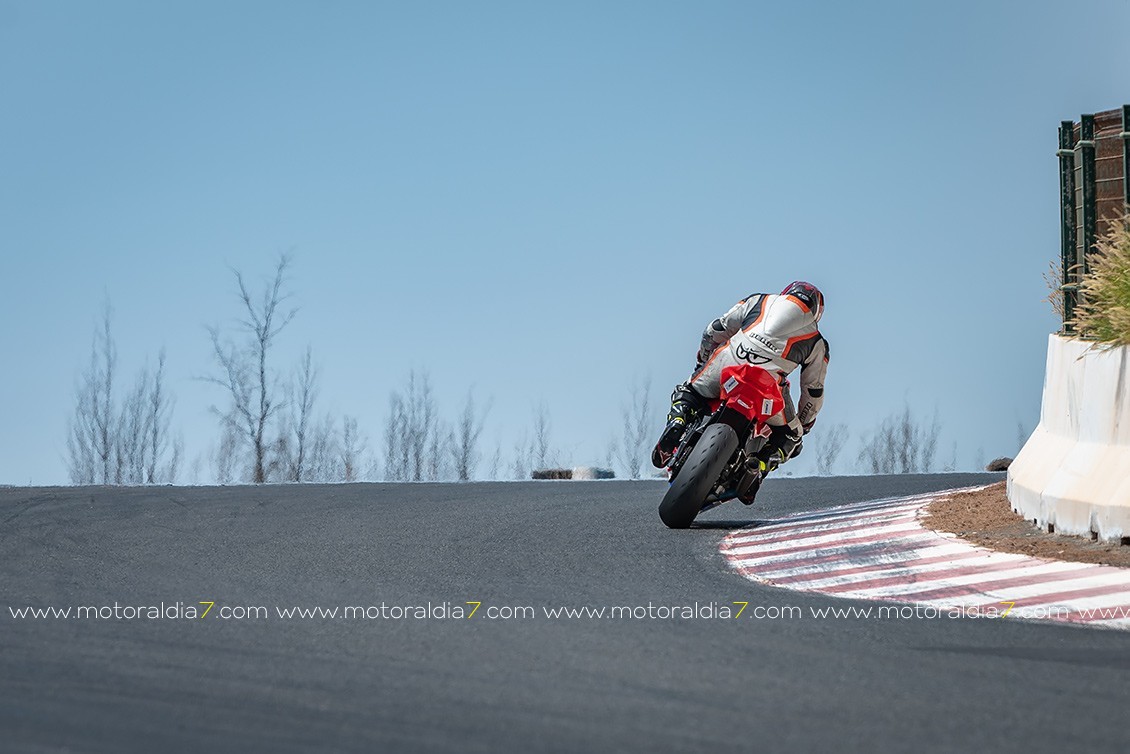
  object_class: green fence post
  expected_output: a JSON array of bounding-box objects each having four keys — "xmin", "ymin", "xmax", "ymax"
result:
[
  {"xmin": 1058, "ymin": 120, "xmax": 1077, "ymax": 332},
  {"xmin": 1122, "ymin": 105, "xmax": 1130, "ymax": 211},
  {"xmin": 1076, "ymin": 114, "xmax": 1097, "ymax": 283}
]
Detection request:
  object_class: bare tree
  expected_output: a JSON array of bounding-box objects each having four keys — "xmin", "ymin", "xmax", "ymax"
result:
[
  {"xmin": 145, "ymin": 351, "xmax": 179, "ymax": 483},
  {"xmin": 113, "ymin": 370, "xmax": 148, "ymax": 483},
  {"xmin": 266, "ymin": 429, "xmax": 291, "ymax": 482},
  {"xmin": 428, "ymin": 422, "xmax": 454, "ymax": 481},
  {"xmin": 67, "ymin": 304, "xmax": 178, "ymax": 485},
  {"xmin": 289, "ymin": 347, "xmax": 318, "ymax": 481},
  {"xmin": 407, "ymin": 371, "xmax": 438, "ymax": 480},
  {"xmin": 67, "ymin": 303, "xmax": 117, "ymax": 484},
  {"xmin": 532, "ymin": 402, "xmax": 552, "ymax": 470},
  {"xmin": 452, "ymin": 390, "xmax": 491, "ymax": 481},
  {"xmin": 66, "ymin": 383, "xmax": 97, "ymax": 484},
  {"xmin": 918, "ymin": 409, "xmax": 941, "ymax": 471},
  {"xmin": 212, "ymin": 420, "xmax": 241, "ymax": 484},
  {"xmin": 487, "ymin": 441, "xmax": 503, "ymax": 481},
  {"xmin": 613, "ymin": 376, "xmax": 654, "ymax": 479},
  {"xmin": 384, "ymin": 393, "xmax": 409, "ymax": 481},
  {"xmin": 305, "ymin": 414, "xmax": 339, "ymax": 482},
  {"xmin": 943, "ymin": 441, "xmax": 958, "ymax": 472},
  {"xmin": 857, "ymin": 405, "xmax": 941, "ymax": 474},
  {"xmin": 204, "ymin": 255, "xmax": 296, "ymax": 484},
  {"xmin": 811, "ymin": 422, "xmax": 849, "ymax": 476},
  {"xmin": 364, "ymin": 454, "xmax": 382, "ymax": 482},
  {"xmin": 510, "ymin": 430, "xmax": 534, "ymax": 480},
  {"xmin": 93, "ymin": 305, "xmax": 116, "ymax": 483},
  {"xmin": 188, "ymin": 453, "xmax": 203, "ymax": 484},
  {"xmin": 383, "ymin": 370, "xmax": 440, "ymax": 481},
  {"xmin": 66, "ymin": 307, "xmax": 106, "ymax": 483},
  {"xmin": 248, "ymin": 345, "xmax": 325, "ymax": 483},
  {"xmin": 340, "ymin": 415, "xmax": 366, "ymax": 482}
]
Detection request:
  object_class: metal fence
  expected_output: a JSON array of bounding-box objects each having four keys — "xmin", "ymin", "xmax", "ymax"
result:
[{"xmin": 1056, "ymin": 105, "xmax": 1130, "ymax": 331}]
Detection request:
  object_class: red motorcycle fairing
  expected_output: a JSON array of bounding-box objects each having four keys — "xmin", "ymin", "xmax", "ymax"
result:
[{"xmin": 713, "ymin": 364, "xmax": 784, "ymax": 423}]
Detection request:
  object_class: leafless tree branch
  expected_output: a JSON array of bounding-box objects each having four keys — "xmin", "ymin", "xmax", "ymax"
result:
[
  {"xmin": 532, "ymin": 402, "xmax": 552, "ymax": 471},
  {"xmin": 204, "ymin": 254, "xmax": 296, "ymax": 483},
  {"xmin": 67, "ymin": 303, "xmax": 178, "ymax": 485},
  {"xmin": 812, "ymin": 422, "xmax": 849, "ymax": 476},
  {"xmin": 857, "ymin": 405, "xmax": 941, "ymax": 474},
  {"xmin": 452, "ymin": 389, "xmax": 491, "ymax": 481},
  {"xmin": 341, "ymin": 415, "xmax": 366, "ymax": 482},
  {"xmin": 613, "ymin": 375, "xmax": 653, "ymax": 479},
  {"xmin": 289, "ymin": 347, "xmax": 318, "ymax": 481}
]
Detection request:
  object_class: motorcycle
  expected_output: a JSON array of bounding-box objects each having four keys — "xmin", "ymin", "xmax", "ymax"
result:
[{"xmin": 658, "ymin": 364, "xmax": 785, "ymax": 529}]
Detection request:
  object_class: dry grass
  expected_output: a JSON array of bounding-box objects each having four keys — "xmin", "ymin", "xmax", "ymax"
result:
[
  {"xmin": 1071, "ymin": 216, "xmax": 1130, "ymax": 348},
  {"xmin": 1043, "ymin": 257, "xmax": 1065, "ymax": 322}
]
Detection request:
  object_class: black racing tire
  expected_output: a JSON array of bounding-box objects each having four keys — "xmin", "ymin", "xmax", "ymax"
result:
[{"xmin": 658, "ymin": 423, "xmax": 739, "ymax": 529}]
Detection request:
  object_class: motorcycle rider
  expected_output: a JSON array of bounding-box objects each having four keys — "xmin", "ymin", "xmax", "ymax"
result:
[{"xmin": 651, "ymin": 281, "xmax": 829, "ymax": 473}]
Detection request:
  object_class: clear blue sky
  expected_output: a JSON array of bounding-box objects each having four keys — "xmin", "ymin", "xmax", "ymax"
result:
[{"xmin": 2, "ymin": 0, "xmax": 1128, "ymax": 484}]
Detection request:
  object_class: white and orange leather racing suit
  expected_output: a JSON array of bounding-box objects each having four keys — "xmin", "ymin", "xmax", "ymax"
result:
[{"xmin": 688, "ymin": 292, "xmax": 829, "ymax": 435}]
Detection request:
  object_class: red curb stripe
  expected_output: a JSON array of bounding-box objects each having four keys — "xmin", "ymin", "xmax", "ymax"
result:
[
  {"xmin": 721, "ymin": 511, "xmax": 920, "ymax": 550},
  {"xmin": 727, "ymin": 503, "xmax": 925, "ymax": 538},
  {"xmin": 1010, "ymin": 580, "xmax": 1130, "ymax": 610},
  {"xmin": 724, "ymin": 520, "xmax": 922, "ymax": 555},
  {"xmin": 727, "ymin": 528, "xmax": 931, "ymax": 562},
  {"xmin": 818, "ymin": 555, "xmax": 1059, "ymax": 594},
  {"xmin": 729, "ymin": 538, "xmax": 941, "ymax": 576},
  {"xmin": 767, "ymin": 548, "xmax": 991, "ymax": 585},
  {"xmin": 861, "ymin": 566, "xmax": 1117, "ymax": 603},
  {"xmin": 726, "ymin": 501, "xmax": 927, "ymax": 538}
]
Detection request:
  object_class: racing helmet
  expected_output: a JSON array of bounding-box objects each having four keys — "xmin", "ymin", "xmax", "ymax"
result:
[{"xmin": 781, "ymin": 281, "xmax": 824, "ymax": 322}]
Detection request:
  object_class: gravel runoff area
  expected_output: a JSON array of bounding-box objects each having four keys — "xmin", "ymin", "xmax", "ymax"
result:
[{"xmin": 924, "ymin": 482, "xmax": 1130, "ymax": 568}]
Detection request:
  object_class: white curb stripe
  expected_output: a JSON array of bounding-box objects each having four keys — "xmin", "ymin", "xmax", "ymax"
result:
[
  {"xmin": 754, "ymin": 542, "xmax": 975, "ymax": 580},
  {"xmin": 724, "ymin": 521, "xmax": 925, "ymax": 556},
  {"xmin": 833, "ymin": 561, "xmax": 1093, "ymax": 600},
  {"xmin": 780, "ymin": 551, "xmax": 1039, "ymax": 591},
  {"xmin": 728, "ymin": 532, "xmax": 939, "ymax": 569},
  {"xmin": 730, "ymin": 501, "xmax": 927, "ymax": 536},
  {"xmin": 722, "ymin": 509, "xmax": 921, "ymax": 548}
]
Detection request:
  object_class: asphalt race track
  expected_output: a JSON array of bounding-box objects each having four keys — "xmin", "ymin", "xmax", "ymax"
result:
[{"xmin": 4, "ymin": 474, "xmax": 1130, "ymax": 753}]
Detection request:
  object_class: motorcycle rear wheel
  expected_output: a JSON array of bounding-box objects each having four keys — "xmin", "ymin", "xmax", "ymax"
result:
[{"xmin": 658, "ymin": 423, "xmax": 739, "ymax": 529}]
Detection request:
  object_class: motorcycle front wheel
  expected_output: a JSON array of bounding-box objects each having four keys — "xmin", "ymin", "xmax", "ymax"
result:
[{"xmin": 658, "ymin": 422, "xmax": 739, "ymax": 529}]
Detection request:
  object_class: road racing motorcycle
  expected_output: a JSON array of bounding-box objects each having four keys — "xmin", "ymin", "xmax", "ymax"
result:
[{"xmin": 658, "ymin": 364, "xmax": 785, "ymax": 529}]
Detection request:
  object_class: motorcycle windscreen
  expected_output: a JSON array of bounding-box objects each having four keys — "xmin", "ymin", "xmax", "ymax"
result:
[{"xmin": 718, "ymin": 364, "xmax": 784, "ymax": 422}]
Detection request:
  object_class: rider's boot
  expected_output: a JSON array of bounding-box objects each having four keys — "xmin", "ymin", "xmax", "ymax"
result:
[
  {"xmin": 651, "ymin": 385, "xmax": 708, "ymax": 468},
  {"xmin": 757, "ymin": 425, "xmax": 801, "ymax": 468},
  {"xmin": 737, "ymin": 424, "xmax": 803, "ymax": 504}
]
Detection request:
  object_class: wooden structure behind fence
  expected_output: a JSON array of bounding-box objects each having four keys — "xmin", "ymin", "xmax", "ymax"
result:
[{"xmin": 1057, "ymin": 105, "xmax": 1130, "ymax": 330}]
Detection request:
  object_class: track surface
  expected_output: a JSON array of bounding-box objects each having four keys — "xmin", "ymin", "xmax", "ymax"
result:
[{"xmin": 4, "ymin": 474, "xmax": 1130, "ymax": 752}]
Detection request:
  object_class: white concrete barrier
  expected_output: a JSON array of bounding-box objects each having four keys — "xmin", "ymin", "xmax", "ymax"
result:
[{"xmin": 1008, "ymin": 334, "xmax": 1130, "ymax": 541}]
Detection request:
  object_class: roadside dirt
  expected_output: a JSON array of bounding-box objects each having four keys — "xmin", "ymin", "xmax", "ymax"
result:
[{"xmin": 923, "ymin": 482, "xmax": 1130, "ymax": 567}]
